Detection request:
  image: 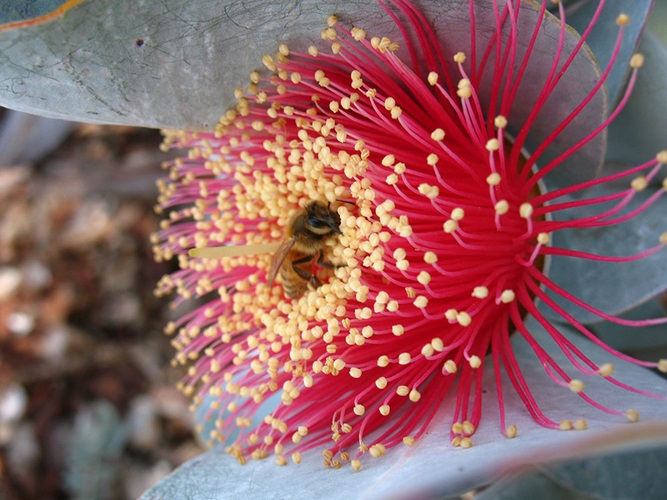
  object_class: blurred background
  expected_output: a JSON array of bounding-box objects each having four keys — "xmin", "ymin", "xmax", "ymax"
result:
[{"xmin": 0, "ymin": 108, "xmax": 204, "ymax": 499}]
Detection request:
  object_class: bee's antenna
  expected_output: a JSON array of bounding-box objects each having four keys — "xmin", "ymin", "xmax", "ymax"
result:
[{"xmin": 335, "ymin": 198, "xmax": 356, "ymax": 206}]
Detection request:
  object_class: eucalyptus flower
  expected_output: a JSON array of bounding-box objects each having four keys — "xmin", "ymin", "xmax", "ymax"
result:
[{"xmin": 149, "ymin": 0, "xmax": 667, "ymax": 494}]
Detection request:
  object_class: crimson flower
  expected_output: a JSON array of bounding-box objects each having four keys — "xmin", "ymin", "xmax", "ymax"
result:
[{"xmin": 151, "ymin": 0, "xmax": 667, "ymax": 495}]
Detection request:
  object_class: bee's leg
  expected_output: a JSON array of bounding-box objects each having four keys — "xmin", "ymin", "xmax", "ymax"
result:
[
  {"xmin": 316, "ymin": 252, "xmax": 344, "ymax": 269},
  {"xmin": 291, "ymin": 255, "xmax": 322, "ymax": 288}
]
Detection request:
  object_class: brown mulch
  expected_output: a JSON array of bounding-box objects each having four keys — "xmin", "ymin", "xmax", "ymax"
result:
[{"xmin": 0, "ymin": 110, "xmax": 204, "ymax": 500}]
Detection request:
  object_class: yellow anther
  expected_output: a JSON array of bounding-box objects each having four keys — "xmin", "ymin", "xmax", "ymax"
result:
[
  {"xmin": 351, "ymin": 28, "xmax": 366, "ymax": 41},
  {"xmin": 458, "ymin": 78, "xmax": 470, "ymax": 89},
  {"xmin": 657, "ymin": 150, "xmax": 667, "ymax": 164},
  {"xmin": 559, "ymin": 420, "xmax": 573, "ymax": 431},
  {"xmin": 382, "ymin": 154, "xmax": 396, "ymax": 166},
  {"xmin": 398, "ymin": 352, "xmax": 412, "ymax": 365},
  {"xmin": 418, "ymin": 183, "xmax": 440, "ymax": 199},
  {"xmin": 375, "ymin": 377, "xmax": 388, "ymax": 389},
  {"xmin": 451, "ymin": 208, "xmax": 465, "ymax": 220},
  {"xmin": 460, "ymin": 437, "xmax": 473, "ymax": 448},
  {"xmin": 658, "ymin": 359, "xmax": 667, "ymax": 373},
  {"xmin": 457, "ymin": 87, "xmax": 472, "ymax": 99},
  {"xmin": 505, "ymin": 425, "xmax": 517, "ymax": 438},
  {"xmin": 573, "ymin": 419, "xmax": 587, "ymax": 431},
  {"xmin": 630, "ymin": 53, "xmax": 645, "ymax": 68},
  {"xmin": 431, "ymin": 338, "xmax": 444, "ymax": 352},
  {"xmin": 424, "ymin": 251, "xmax": 438, "ymax": 264},
  {"xmin": 457, "ymin": 311, "xmax": 472, "ymax": 327},
  {"xmin": 261, "ymin": 54, "xmax": 276, "ymax": 70},
  {"xmin": 431, "ymin": 128, "xmax": 446, "ymax": 141},
  {"xmin": 469, "ymin": 355, "xmax": 482, "ymax": 368},
  {"xmin": 626, "ymin": 409, "xmax": 640, "ymax": 423},
  {"xmin": 443, "ymin": 219, "xmax": 458, "ymax": 233},
  {"xmin": 631, "ymin": 176, "xmax": 648, "ymax": 191},
  {"xmin": 500, "ymin": 289, "xmax": 515, "ymax": 303},
  {"xmin": 444, "ymin": 360, "xmax": 457, "ymax": 374},
  {"xmin": 598, "ymin": 363, "xmax": 615, "ymax": 377},
  {"xmin": 397, "ymin": 385, "xmax": 410, "ymax": 396},
  {"xmin": 537, "ymin": 232, "xmax": 550, "ymax": 245},
  {"xmin": 421, "ymin": 343, "xmax": 435, "ymax": 357},
  {"xmin": 494, "ymin": 115, "xmax": 508, "ymax": 128},
  {"xmin": 486, "ymin": 173, "xmax": 501, "ymax": 186},
  {"xmin": 616, "ymin": 13, "xmax": 630, "ymax": 26},
  {"xmin": 369, "ymin": 443, "xmax": 386, "ymax": 458},
  {"xmin": 417, "ymin": 271, "xmax": 431, "ymax": 285},
  {"xmin": 453, "ymin": 51, "xmax": 466, "ymax": 63},
  {"xmin": 569, "ymin": 379, "xmax": 585, "ymax": 393},
  {"xmin": 494, "ymin": 200, "xmax": 509, "ymax": 215},
  {"xmin": 321, "ymin": 27, "xmax": 337, "ymax": 41},
  {"xmin": 519, "ymin": 203, "xmax": 533, "ymax": 219},
  {"xmin": 393, "ymin": 248, "xmax": 407, "ymax": 260},
  {"xmin": 485, "ymin": 139, "xmax": 500, "ymax": 151},
  {"xmin": 413, "ymin": 296, "xmax": 428, "ymax": 309},
  {"xmin": 472, "ymin": 286, "xmax": 489, "ymax": 299},
  {"xmin": 392, "ymin": 324, "xmax": 405, "ymax": 336}
]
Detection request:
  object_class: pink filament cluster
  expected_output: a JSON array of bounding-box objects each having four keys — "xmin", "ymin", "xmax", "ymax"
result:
[{"xmin": 154, "ymin": 0, "xmax": 666, "ymax": 467}]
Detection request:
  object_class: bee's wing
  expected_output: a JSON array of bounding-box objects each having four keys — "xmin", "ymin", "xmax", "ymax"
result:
[
  {"xmin": 267, "ymin": 238, "xmax": 296, "ymax": 285},
  {"xmin": 189, "ymin": 242, "xmax": 281, "ymax": 258}
]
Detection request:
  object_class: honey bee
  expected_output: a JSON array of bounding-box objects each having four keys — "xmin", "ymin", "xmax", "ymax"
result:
[
  {"xmin": 267, "ymin": 200, "xmax": 342, "ymax": 298},
  {"xmin": 189, "ymin": 200, "xmax": 343, "ymax": 298}
]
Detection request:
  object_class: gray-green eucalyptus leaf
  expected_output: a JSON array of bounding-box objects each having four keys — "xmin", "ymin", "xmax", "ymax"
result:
[
  {"xmin": 0, "ymin": 0, "xmax": 68, "ymax": 25},
  {"xmin": 607, "ymin": 30, "xmax": 667, "ymax": 165},
  {"xmin": 0, "ymin": 1, "xmax": 599, "ymax": 169},
  {"xmin": 647, "ymin": 1, "xmax": 667, "ymax": 45},
  {"xmin": 542, "ymin": 446, "xmax": 667, "ymax": 500},
  {"xmin": 546, "ymin": 169, "xmax": 667, "ymax": 324},
  {"xmin": 478, "ymin": 445, "xmax": 667, "ymax": 500},
  {"xmin": 563, "ymin": 0, "xmax": 654, "ymax": 106},
  {"xmin": 592, "ymin": 299, "xmax": 667, "ymax": 353}
]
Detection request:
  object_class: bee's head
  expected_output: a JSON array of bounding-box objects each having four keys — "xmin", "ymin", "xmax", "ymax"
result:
[{"xmin": 304, "ymin": 201, "xmax": 342, "ymax": 236}]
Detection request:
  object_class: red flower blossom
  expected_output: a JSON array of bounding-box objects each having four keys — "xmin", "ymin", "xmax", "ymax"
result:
[{"xmin": 153, "ymin": 0, "xmax": 667, "ymax": 470}]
